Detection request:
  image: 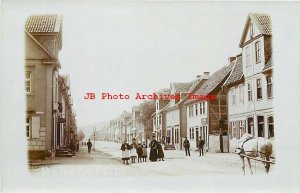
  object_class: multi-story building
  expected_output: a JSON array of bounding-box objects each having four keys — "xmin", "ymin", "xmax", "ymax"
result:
[
  {"xmin": 25, "ymin": 15, "xmax": 77, "ymax": 159},
  {"xmin": 152, "ymin": 89, "xmax": 170, "ymax": 143},
  {"xmin": 225, "ymin": 13, "xmax": 274, "ymax": 151},
  {"xmin": 25, "ymin": 15, "xmax": 63, "ymax": 159},
  {"xmin": 184, "ymin": 63, "xmax": 234, "ymax": 152}
]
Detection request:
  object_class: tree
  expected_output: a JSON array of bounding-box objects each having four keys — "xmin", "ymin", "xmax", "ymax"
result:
[
  {"xmin": 137, "ymin": 100, "xmax": 156, "ymax": 138},
  {"xmin": 77, "ymin": 129, "xmax": 85, "ymax": 141}
]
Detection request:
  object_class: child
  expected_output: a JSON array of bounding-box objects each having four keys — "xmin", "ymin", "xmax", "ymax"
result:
[
  {"xmin": 157, "ymin": 142, "xmax": 165, "ymax": 161},
  {"xmin": 141, "ymin": 143, "xmax": 147, "ymax": 162},
  {"xmin": 136, "ymin": 143, "xmax": 143, "ymax": 163},
  {"xmin": 121, "ymin": 140, "xmax": 130, "ymax": 164}
]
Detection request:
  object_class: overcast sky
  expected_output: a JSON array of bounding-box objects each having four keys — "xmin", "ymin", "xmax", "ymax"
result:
[
  {"xmin": 4, "ymin": 0, "xmax": 288, "ymax": 127},
  {"xmin": 57, "ymin": 2, "xmax": 276, "ymax": 127}
]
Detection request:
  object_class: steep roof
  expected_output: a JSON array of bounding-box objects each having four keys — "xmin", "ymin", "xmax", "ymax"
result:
[
  {"xmin": 223, "ymin": 54, "xmax": 244, "ymax": 87},
  {"xmin": 239, "ymin": 13, "xmax": 272, "ymax": 47},
  {"xmin": 196, "ymin": 62, "xmax": 234, "ymax": 95},
  {"xmin": 175, "ymin": 82, "xmax": 193, "ymax": 93},
  {"xmin": 25, "ymin": 15, "xmax": 62, "ymax": 33}
]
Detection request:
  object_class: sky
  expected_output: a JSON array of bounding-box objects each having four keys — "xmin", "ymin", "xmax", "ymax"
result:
[
  {"xmin": 57, "ymin": 2, "xmax": 254, "ymax": 127},
  {"xmin": 3, "ymin": 0, "xmax": 290, "ymax": 127}
]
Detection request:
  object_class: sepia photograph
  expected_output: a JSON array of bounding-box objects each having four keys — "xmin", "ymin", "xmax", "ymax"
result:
[{"xmin": 1, "ymin": 1, "xmax": 300, "ymax": 193}]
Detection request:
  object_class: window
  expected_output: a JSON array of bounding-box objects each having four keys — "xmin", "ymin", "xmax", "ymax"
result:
[
  {"xmin": 195, "ymin": 104, "xmax": 198, "ymax": 116},
  {"xmin": 231, "ymin": 88, "xmax": 236, "ymax": 105},
  {"xmin": 239, "ymin": 120, "xmax": 245, "ymax": 138},
  {"xmin": 199, "ymin": 103, "xmax": 203, "ymax": 114},
  {"xmin": 267, "ymin": 76, "xmax": 273, "ymax": 98},
  {"xmin": 268, "ymin": 116, "xmax": 274, "ymax": 138},
  {"xmin": 247, "ymin": 117, "xmax": 254, "ymax": 135},
  {"xmin": 247, "ymin": 83, "xmax": 253, "ymax": 101},
  {"xmin": 257, "ymin": 116, "xmax": 264, "ymax": 137},
  {"xmin": 159, "ymin": 115, "xmax": 162, "ymax": 125},
  {"xmin": 25, "ymin": 71, "xmax": 32, "ymax": 93},
  {"xmin": 239, "ymin": 85, "xmax": 244, "ymax": 104},
  {"xmin": 203, "ymin": 102, "xmax": 206, "ymax": 114},
  {"xmin": 26, "ymin": 117, "xmax": 30, "ymax": 138},
  {"xmin": 255, "ymin": 41, "xmax": 261, "ymax": 63},
  {"xmin": 246, "ymin": 46, "xmax": 251, "ymax": 67},
  {"xmin": 189, "ymin": 128, "xmax": 194, "ymax": 140},
  {"xmin": 257, "ymin": 79, "xmax": 262, "ymax": 100}
]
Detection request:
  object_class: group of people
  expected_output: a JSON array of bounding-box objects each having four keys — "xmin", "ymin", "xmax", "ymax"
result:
[
  {"xmin": 120, "ymin": 137, "xmax": 165, "ymax": 164},
  {"xmin": 183, "ymin": 136, "xmax": 205, "ymax": 156},
  {"xmin": 120, "ymin": 139, "xmax": 148, "ymax": 164}
]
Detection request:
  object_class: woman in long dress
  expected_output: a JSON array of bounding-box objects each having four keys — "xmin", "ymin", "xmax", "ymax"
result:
[
  {"xmin": 149, "ymin": 137, "xmax": 158, "ymax": 162},
  {"xmin": 121, "ymin": 140, "xmax": 130, "ymax": 164},
  {"xmin": 157, "ymin": 142, "xmax": 165, "ymax": 161}
]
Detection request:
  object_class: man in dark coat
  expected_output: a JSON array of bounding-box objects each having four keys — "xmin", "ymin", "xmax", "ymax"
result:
[
  {"xmin": 183, "ymin": 137, "xmax": 190, "ymax": 156},
  {"xmin": 197, "ymin": 136, "xmax": 205, "ymax": 156},
  {"xmin": 149, "ymin": 136, "xmax": 158, "ymax": 162},
  {"xmin": 87, "ymin": 139, "xmax": 92, "ymax": 153}
]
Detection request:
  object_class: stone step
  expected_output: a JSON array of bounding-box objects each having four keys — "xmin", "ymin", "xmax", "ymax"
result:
[{"xmin": 55, "ymin": 153, "xmax": 73, "ymax": 157}]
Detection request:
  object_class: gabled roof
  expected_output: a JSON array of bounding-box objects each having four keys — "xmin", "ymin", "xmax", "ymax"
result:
[
  {"xmin": 175, "ymin": 82, "xmax": 193, "ymax": 93},
  {"xmin": 197, "ymin": 62, "xmax": 234, "ymax": 96},
  {"xmin": 223, "ymin": 54, "xmax": 244, "ymax": 87},
  {"xmin": 25, "ymin": 15, "xmax": 62, "ymax": 33},
  {"xmin": 239, "ymin": 13, "xmax": 272, "ymax": 47}
]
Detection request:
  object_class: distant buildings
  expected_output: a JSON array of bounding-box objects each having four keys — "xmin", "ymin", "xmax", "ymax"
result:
[{"xmin": 25, "ymin": 15, "xmax": 77, "ymax": 159}]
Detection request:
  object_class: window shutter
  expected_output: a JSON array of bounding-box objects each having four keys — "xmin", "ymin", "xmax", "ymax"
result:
[{"xmin": 32, "ymin": 116, "xmax": 40, "ymax": 138}]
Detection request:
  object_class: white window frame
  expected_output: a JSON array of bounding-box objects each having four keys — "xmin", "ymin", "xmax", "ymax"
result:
[
  {"xmin": 25, "ymin": 71, "xmax": 32, "ymax": 93},
  {"xmin": 255, "ymin": 41, "xmax": 261, "ymax": 63},
  {"xmin": 195, "ymin": 103, "xmax": 198, "ymax": 116},
  {"xmin": 257, "ymin": 79, "xmax": 263, "ymax": 100},
  {"xmin": 267, "ymin": 76, "xmax": 273, "ymax": 98},
  {"xmin": 203, "ymin": 102, "xmax": 206, "ymax": 114},
  {"xmin": 247, "ymin": 83, "xmax": 253, "ymax": 101}
]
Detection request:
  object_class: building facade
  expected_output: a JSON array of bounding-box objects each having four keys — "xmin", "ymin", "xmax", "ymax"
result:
[
  {"xmin": 225, "ymin": 13, "xmax": 274, "ymax": 152},
  {"xmin": 25, "ymin": 15, "xmax": 77, "ymax": 159}
]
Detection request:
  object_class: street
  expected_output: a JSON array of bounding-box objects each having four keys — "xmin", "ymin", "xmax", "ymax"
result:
[{"xmin": 29, "ymin": 141, "xmax": 271, "ymax": 177}]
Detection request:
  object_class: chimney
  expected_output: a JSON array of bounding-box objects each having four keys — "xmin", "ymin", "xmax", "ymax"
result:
[
  {"xmin": 228, "ymin": 57, "xmax": 236, "ymax": 64},
  {"xmin": 202, "ymin": 72, "xmax": 210, "ymax": 79}
]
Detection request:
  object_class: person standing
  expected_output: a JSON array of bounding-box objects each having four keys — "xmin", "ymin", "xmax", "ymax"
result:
[
  {"xmin": 197, "ymin": 136, "xmax": 205, "ymax": 156},
  {"xmin": 87, "ymin": 139, "xmax": 92, "ymax": 154},
  {"xmin": 70, "ymin": 139, "xmax": 76, "ymax": 156},
  {"xmin": 157, "ymin": 142, "xmax": 165, "ymax": 161},
  {"xmin": 183, "ymin": 137, "xmax": 190, "ymax": 156},
  {"xmin": 149, "ymin": 136, "xmax": 158, "ymax": 162},
  {"xmin": 121, "ymin": 140, "xmax": 130, "ymax": 164},
  {"xmin": 130, "ymin": 139, "xmax": 138, "ymax": 163},
  {"xmin": 141, "ymin": 143, "xmax": 147, "ymax": 162}
]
